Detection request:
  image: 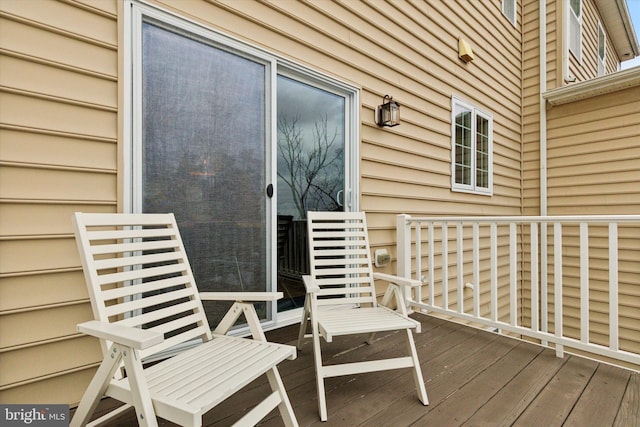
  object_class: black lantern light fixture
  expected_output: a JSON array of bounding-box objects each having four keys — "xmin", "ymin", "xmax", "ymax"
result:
[{"xmin": 376, "ymin": 95, "xmax": 400, "ymax": 127}]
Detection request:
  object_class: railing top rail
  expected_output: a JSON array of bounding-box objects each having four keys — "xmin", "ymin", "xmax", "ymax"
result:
[{"xmin": 399, "ymin": 214, "xmax": 640, "ymax": 224}]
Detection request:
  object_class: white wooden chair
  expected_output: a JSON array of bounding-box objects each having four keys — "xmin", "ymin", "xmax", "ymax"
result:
[
  {"xmin": 297, "ymin": 211, "xmax": 428, "ymax": 421},
  {"xmin": 70, "ymin": 213, "xmax": 298, "ymax": 427}
]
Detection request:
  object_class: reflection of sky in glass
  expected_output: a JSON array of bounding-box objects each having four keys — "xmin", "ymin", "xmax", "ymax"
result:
[{"xmin": 277, "ymin": 76, "xmax": 345, "ymax": 218}]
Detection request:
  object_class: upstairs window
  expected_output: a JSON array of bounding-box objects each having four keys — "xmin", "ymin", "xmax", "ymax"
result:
[
  {"xmin": 568, "ymin": 0, "xmax": 582, "ymax": 62},
  {"xmin": 502, "ymin": 0, "xmax": 516, "ymax": 26},
  {"xmin": 451, "ymin": 97, "xmax": 493, "ymax": 195},
  {"xmin": 598, "ymin": 21, "xmax": 606, "ymax": 76}
]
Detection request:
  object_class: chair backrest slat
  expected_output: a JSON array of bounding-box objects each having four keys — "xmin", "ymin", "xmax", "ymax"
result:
[
  {"xmin": 103, "ymin": 287, "xmax": 197, "ymax": 317},
  {"xmin": 89, "ymin": 239, "xmax": 181, "ymax": 256},
  {"xmin": 96, "ymin": 262, "xmax": 189, "ymax": 287},
  {"xmin": 94, "ymin": 250, "xmax": 184, "ymax": 270},
  {"xmin": 101, "ymin": 275, "xmax": 191, "ymax": 300},
  {"xmin": 115, "ymin": 300, "xmax": 201, "ymax": 328},
  {"xmin": 307, "ymin": 211, "xmax": 377, "ymax": 307},
  {"xmin": 73, "ymin": 212, "xmax": 212, "ymax": 359}
]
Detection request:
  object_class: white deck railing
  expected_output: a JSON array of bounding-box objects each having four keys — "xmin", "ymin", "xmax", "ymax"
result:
[{"xmin": 396, "ymin": 214, "xmax": 640, "ymax": 368}]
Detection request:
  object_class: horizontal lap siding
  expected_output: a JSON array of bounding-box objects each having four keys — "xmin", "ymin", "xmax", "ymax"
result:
[
  {"xmin": 0, "ymin": 0, "xmax": 118, "ymax": 404},
  {"xmin": 536, "ymin": 87, "xmax": 640, "ymax": 358},
  {"xmin": 547, "ymin": 87, "xmax": 640, "ymax": 214},
  {"xmin": 522, "ymin": 0, "xmax": 548, "ymax": 216},
  {"xmin": 520, "ymin": 1, "xmax": 637, "ymax": 362}
]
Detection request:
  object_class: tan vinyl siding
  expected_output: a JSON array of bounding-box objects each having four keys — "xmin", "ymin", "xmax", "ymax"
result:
[
  {"xmin": 522, "ymin": 0, "xmax": 548, "ymax": 217},
  {"xmin": 605, "ymin": 28, "xmax": 619, "ymax": 73},
  {"xmin": 0, "ymin": 0, "xmax": 117, "ymax": 404},
  {"xmin": 547, "ymin": 86, "xmax": 640, "ymax": 215},
  {"xmin": 543, "ymin": 85, "xmax": 640, "ymax": 355},
  {"xmin": 567, "ymin": 0, "xmax": 620, "ymax": 81},
  {"xmin": 519, "ymin": 0, "xmax": 636, "ymax": 356},
  {"xmin": 205, "ymin": 0, "xmax": 524, "ymax": 218}
]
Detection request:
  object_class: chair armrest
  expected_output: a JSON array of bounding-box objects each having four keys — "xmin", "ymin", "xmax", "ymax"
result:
[
  {"xmin": 199, "ymin": 292, "xmax": 283, "ymax": 302},
  {"xmin": 77, "ymin": 320, "xmax": 164, "ymax": 350},
  {"xmin": 302, "ymin": 275, "xmax": 320, "ymax": 293},
  {"xmin": 373, "ymin": 272, "xmax": 422, "ymax": 288}
]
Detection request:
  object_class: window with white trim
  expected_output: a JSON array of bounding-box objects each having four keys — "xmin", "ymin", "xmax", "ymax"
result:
[
  {"xmin": 598, "ymin": 21, "xmax": 606, "ymax": 76},
  {"xmin": 451, "ymin": 97, "xmax": 493, "ymax": 195},
  {"xmin": 568, "ymin": 0, "xmax": 582, "ymax": 62},
  {"xmin": 502, "ymin": 0, "xmax": 516, "ymax": 26}
]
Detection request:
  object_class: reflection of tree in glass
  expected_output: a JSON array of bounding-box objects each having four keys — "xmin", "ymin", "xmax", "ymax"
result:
[{"xmin": 278, "ymin": 114, "xmax": 344, "ymax": 218}]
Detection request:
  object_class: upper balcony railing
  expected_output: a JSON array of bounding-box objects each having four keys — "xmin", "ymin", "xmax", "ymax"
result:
[{"xmin": 396, "ymin": 214, "xmax": 640, "ymax": 369}]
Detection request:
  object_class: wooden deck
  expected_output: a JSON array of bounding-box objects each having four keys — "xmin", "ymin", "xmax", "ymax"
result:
[{"xmin": 79, "ymin": 314, "xmax": 639, "ymax": 426}]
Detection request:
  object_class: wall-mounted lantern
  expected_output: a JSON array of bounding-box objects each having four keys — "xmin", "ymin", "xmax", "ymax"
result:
[{"xmin": 375, "ymin": 95, "xmax": 400, "ymax": 127}]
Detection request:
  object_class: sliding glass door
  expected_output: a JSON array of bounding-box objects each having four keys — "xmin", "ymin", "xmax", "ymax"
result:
[
  {"xmin": 128, "ymin": 2, "xmax": 358, "ymax": 328},
  {"xmin": 276, "ymin": 75, "xmax": 346, "ymax": 312},
  {"xmin": 136, "ymin": 18, "xmax": 272, "ymax": 326}
]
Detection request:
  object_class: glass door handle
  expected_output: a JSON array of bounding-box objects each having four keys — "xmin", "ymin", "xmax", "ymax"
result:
[
  {"xmin": 266, "ymin": 184, "xmax": 274, "ymax": 198},
  {"xmin": 337, "ymin": 189, "xmax": 343, "ymax": 207}
]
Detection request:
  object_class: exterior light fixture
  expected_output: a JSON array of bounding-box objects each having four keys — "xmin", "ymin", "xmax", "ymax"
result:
[{"xmin": 375, "ymin": 95, "xmax": 400, "ymax": 127}]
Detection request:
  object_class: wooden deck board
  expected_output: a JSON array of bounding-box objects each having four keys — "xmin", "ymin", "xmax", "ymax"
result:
[
  {"xmin": 74, "ymin": 314, "xmax": 639, "ymax": 426},
  {"xmin": 512, "ymin": 355, "xmax": 600, "ymax": 426},
  {"xmin": 415, "ymin": 342, "xmax": 544, "ymax": 426},
  {"xmin": 564, "ymin": 363, "xmax": 632, "ymax": 427},
  {"xmin": 461, "ymin": 346, "xmax": 567, "ymax": 426},
  {"xmin": 613, "ymin": 373, "xmax": 640, "ymax": 427}
]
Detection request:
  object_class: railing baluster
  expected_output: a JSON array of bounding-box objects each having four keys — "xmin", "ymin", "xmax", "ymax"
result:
[
  {"xmin": 554, "ymin": 222, "xmax": 564, "ymax": 358},
  {"xmin": 510, "ymin": 222, "xmax": 517, "ymax": 326},
  {"xmin": 531, "ymin": 222, "xmax": 539, "ymax": 332},
  {"xmin": 541, "ymin": 223, "xmax": 548, "ymax": 344},
  {"xmin": 473, "ymin": 223, "xmax": 480, "ymax": 317},
  {"xmin": 491, "ymin": 222, "xmax": 498, "ymax": 322},
  {"xmin": 428, "ymin": 222, "xmax": 434, "ymax": 306},
  {"xmin": 609, "ymin": 223, "xmax": 619, "ymax": 352},
  {"xmin": 415, "ymin": 223, "xmax": 422, "ymax": 304},
  {"xmin": 396, "ymin": 214, "xmax": 639, "ymax": 368},
  {"xmin": 457, "ymin": 222, "xmax": 464, "ymax": 314},
  {"xmin": 580, "ymin": 223, "xmax": 589, "ymax": 344},
  {"xmin": 442, "ymin": 222, "xmax": 448, "ymax": 310},
  {"xmin": 396, "ymin": 214, "xmax": 411, "ymax": 279}
]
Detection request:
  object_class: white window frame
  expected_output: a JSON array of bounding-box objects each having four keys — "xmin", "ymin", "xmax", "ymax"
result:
[
  {"xmin": 597, "ymin": 21, "xmax": 606, "ymax": 76},
  {"xmin": 568, "ymin": 0, "xmax": 582, "ymax": 63},
  {"xmin": 502, "ymin": 0, "xmax": 516, "ymax": 26},
  {"xmin": 451, "ymin": 96, "xmax": 493, "ymax": 196}
]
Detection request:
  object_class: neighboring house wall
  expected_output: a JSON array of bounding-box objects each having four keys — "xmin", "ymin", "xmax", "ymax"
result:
[
  {"xmin": 0, "ymin": 0, "xmax": 118, "ymax": 404},
  {"xmin": 525, "ymin": 0, "xmax": 622, "ymax": 220},
  {"xmin": 545, "ymin": 84, "xmax": 640, "ymax": 355},
  {"xmin": 567, "ymin": 0, "xmax": 620, "ymax": 81},
  {"xmin": 547, "ymin": 86, "xmax": 640, "ymax": 215},
  {"xmin": 520, "ymin": 0, "xmax": 637, "ymax": 353},
  {"xmin": 522, "ymin": 0, "xmax": 550, "ymax": 217}
]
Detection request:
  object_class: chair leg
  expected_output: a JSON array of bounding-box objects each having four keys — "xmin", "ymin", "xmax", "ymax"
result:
[
  {"xmin": 266, "ymin": 367, "xmax": 298, "ymax": 427},
  {"xmin": 311, "ymin": 328, "xmax": 328, "ymax": 421},
  {"xmin": 365, "ymin": 332, "xmax": 376, "ymax": 345},
  {"xmin": 70, "ymin": 345, "xmax": 124, "ymax": 427},
  {"xmin": 404, "ymin": 330, "xmax": 428, "ymax": 405},
  {"xmin": 121, "ymin": 347, "xmax": 158, "ymax": 427},
  {"xmin": 297, "ymin": 297, "xmax": 310, "ymax": 350}
]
